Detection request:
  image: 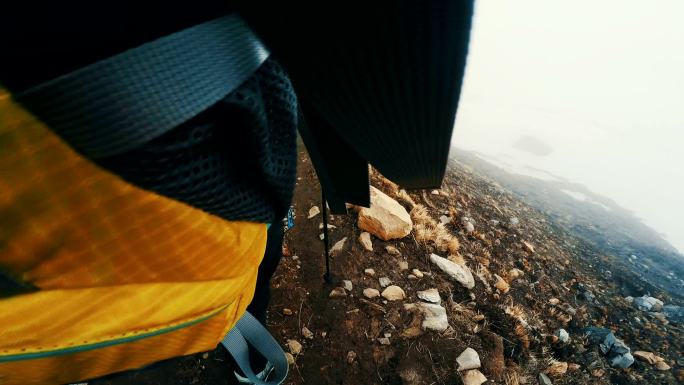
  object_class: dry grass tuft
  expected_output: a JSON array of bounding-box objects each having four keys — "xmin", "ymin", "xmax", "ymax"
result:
[{"xmin": 410, "ymin": 204, "xmax": 460, "ymax": 254}]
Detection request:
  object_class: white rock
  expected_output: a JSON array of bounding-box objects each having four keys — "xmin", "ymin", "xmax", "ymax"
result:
[
  {"xmin": 412, "ymin": 269, "xmax": 424, "ymax": 278},
  {"xmin": 430, "ymin": 253, "xmax": 475, "ymax": 289},
  {"xmin": 555, "ymin": 328, "xmax": 569, "ymax": 343},
  {"xmin": 318, "ymin": 223, "xmax": 336, "ymax": 230},
  {"xmin": 378, "ymin": 337, "xmax": 391, "ymax": 345},
  {"xmin": 456, "ymin": 347, "xmax": 481, "ymax": 371},
  {"xmin": 417, "ymin": 288, "xmax": 441, "ymax": 304},
  {"xmin": 509, "ymin": 217, "xmax": 519, "ymax": 226},
  {"xmin": 287, "ymin": 339, "xmax": 302, "ymax": 355},
  {"xmin": 359, "ymin": 232, "xmax": 373, "ymax": 251},
  {"xmin": 462, "ymin": 369, "xmax": 487, "ymax": 385},
  {"xmin": 431, "ymin": 190, "xmax": 440, "ymax": 195},
  {"xmin": 398, "ymin": 261, "xmax": 409, "ymax": 271},
  {"xmin": 343, "ymin": 280, "xmax": 353, "ymax": 291},
  {"xmin": 381, "ymin": 285, "xmax": 406, "ymax": 301},
  {"xmin": 416, "ymin": 303, "xmax": 449, "ymax": 331},
  {"xmin": 330, "ymin": 237, "xmax": 347, "ymax": 256},
  {"xmin": 364, "ymin": 268, "xmax": 376, "ymax": 277},
  {"xmin": 463, "ymin": 221, "xmax": 475, "ymax": 233},
  {"xmin": 379, "ymin": 277, "xmax": 392, "ymax": 287},
  {"xmin": 363, "ymin": 288, "xmax": 380, "ymax": 299},
  {"xmin": 407, "ymin": 274, "xmax": 417, "ymax": 280},
  {"xmin": 319, "ymin": 233, "xmax": 324, "ymax": 240},
  {"xmin": 357, "ymin": 187, "xmax": 413, "ymax": 240},
  {"xmin": 439, "ymin": 215, "xmax": 451, "ymax": 225},
  {"xmin": 538, "ymin": 372, "xmax": 553, "ymax": 385},
  {"xmin": 308, "ymin": 206, "xmax": 320, "ymax": 219}
]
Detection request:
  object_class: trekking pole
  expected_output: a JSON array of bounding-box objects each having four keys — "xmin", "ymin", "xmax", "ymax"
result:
[{"xmin": 321, "ymin": 189, "xmax": 332, "ymax": 283}]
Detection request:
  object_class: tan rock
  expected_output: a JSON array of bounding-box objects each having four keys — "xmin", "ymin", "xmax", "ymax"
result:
[
  {"xmin": 567, "ymin": 363, "xmax": 581, "ymax": 371},
  {"xmin": 655, "ymin": 361, "xmax": 671, "ymax": 370},
  {"xmin": 302, "ymin": 327, "xmax": 314, "ymax": 340},
  {"xmin": 287, "ymin": 339, "xmax": 302, "ymax": 355},
  {"xmin": 381, "ymin": 285, "xmax": 406, "ymax": 301},
  {"xmin": 282, "ymin": 308, "xmax": 293, "ymax": 316},
  {"xmin": 385, "ymin": 245, "xmax": 401, "ymax": 255},
  {"xmin": 472, "ymin": 314, "xmax": 485, "ymax": 322},
  {"xmin": 346, "ymin": 350, "xmax": 357, "ymax": 364},
  {"xmin": 308, "ymin": 206, "xmax": 320, "ymax": 219},
  {"xmin": 285, "ymin": 352, "xmax": 295, "ymax": 365},
  {"xmin": 363, "ymin": 288, "xmax": 381, "ymax": 299},
  {"xmin": 329, "ymin": 287, "xmax": 347, "ymax": 298},
  {"xmin": 398, "ymin": 261, "xmax": 409, "ymax": 271},
  {"xmin": 412, "ymin": 269, "xmax": 424, "ymax": 278},
  {"xmin": 549, "ymin": 298, "xmax": 560, "ymax": 305},
  {"xmin": 634, "ymin": 351, "xmax": 660, "ymax": 365},
  {"xmin": 522, "ymin": 241, "xmax": 535, "ymax": 253},
  {"xmin": 359, "ymin": 232, "xmax": 373, "ymax": 251},
  {"xmin": 364, "ymin": 268, "xmax": 376, "ymax": 277},
  {"xmin": 545, "ymin": 361, "xmax": 568, "ymax": 377},
  {"xmin": 461, "ymin": 369, "xmax": 487, "ymax": 385},
  {"xmin": 330, "ymin": 237, "xmax": 347, "ymax": 256},
  {"xmin": 358, "ymin": 186, "xmax": 413, "ymax": 240},
  {"xmin": 508, "ymin": 268, "xmax": 524, "ymax": 280},
  {"xmin": 494, "ymin": 274, "xmax": 510, "ymax": 293}
]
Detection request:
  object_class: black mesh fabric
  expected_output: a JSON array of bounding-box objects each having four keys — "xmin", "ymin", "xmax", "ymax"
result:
[{"xmin": 97, "ymin": 58, "xmax": 298, "ymax": 223}]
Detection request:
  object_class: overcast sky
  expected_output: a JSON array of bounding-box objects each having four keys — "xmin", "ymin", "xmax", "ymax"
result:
[{"xmin": 453, "ymin": 0, "xmax": 684, "ymax": 253}]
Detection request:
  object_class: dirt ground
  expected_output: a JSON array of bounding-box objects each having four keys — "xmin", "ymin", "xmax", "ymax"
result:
[{"xmin": 91, "ymin": 148, "xmax": 682, "ymax": 385}]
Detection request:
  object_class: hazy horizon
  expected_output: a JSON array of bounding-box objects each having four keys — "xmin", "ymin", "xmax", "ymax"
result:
[{"xmin": 452, "ymin": 0, "xmax": 684, "ymax": 254}]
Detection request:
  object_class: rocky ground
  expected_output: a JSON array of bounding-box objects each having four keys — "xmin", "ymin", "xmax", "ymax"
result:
[
  {"xmin": 94, "ymin": 148, "xmax": 683, "ymax": 385},
  {"xmin": 268, "ymin": 149, "xmax": 683, "ymax": 385}
]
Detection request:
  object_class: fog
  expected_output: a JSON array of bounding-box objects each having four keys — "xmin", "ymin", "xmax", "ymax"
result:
[{"xmin": 453, "ymin": 0, "xmax": 684, "ymax": 253}]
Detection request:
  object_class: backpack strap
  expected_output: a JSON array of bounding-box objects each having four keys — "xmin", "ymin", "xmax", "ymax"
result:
[
  {"xmin": 222, "ymin": 311, "xmax": 289, "ymax": 385},
  {"xmin": 16, "ymin": 14, "xmax": 268, "ymax": 159}
]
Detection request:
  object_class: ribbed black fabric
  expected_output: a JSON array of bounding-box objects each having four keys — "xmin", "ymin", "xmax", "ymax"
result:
[
  {"xmin": 97, "ymin": 59, "xmax": 298, "ymax": 223},
  {"xmin": 240, "ymin": 0, "xmax": 474, "ymax": 211}
]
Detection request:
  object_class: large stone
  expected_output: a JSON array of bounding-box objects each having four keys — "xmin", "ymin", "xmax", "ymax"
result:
[
  {"xmin": 462, "ymin": 369, "xmax": 487, "ymax": 385},
  {"xmin": 633, "ymin": 351, "xmax": 660, "ymax": 365},
  {"xmin": 357, "ymin": 187, "xmax": 413, "ymax": 240},
  {"xmin": 456, "ymin": 347, "xmax": 481, "ymax": 371},
  {"xmin": 633, "ymin": 295, "xmax": 663, "ymax": 311},
  {"xmin": 359, "ymin": 232, "xmax": 373, "ymax": 251},
  {"xmin": 406, "ymin": 302, "xmax": 449, "ymax": 332},
  {"xmin": 381, "ymin": 285, "xmax": 406, "ymax": 301},
  {"xmin": 417, "ymin": 288, "xmax": 441, "ymax": 304},
  {"xmin": 343, "ymin": 280, "xmax": 353, "ymax": 291},
  {"xmin": 430, "ymin": 253, "xmax": 475, "ymax": 289},
  {"xmin": 584, "ymin": 327, "xmax": 616, "ymax": 354}
]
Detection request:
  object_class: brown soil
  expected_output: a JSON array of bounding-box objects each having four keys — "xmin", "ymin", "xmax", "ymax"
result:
[{"xmin": 91, "ymin": 148, "xmax": 683, "ymax": 385}]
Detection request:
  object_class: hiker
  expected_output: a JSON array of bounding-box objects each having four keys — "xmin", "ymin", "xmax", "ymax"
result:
[{"xmin": 0, "ymin": 2, "xmax": 473, "ymax": 384}]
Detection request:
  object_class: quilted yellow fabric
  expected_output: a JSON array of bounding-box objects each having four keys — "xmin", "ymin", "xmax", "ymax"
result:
[{"xmin": 0, "ymin": 88, "xmax": 267, "ymax": 385}]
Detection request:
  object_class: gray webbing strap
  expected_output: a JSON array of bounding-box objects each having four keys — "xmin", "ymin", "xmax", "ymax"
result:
[
  {"xmin": 16, "ymin": 14, "xmax": 268, "ymax": 159},
  {"xmin": 222, "ymin": 311, "xmax": 289, "ymax": 385}
]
